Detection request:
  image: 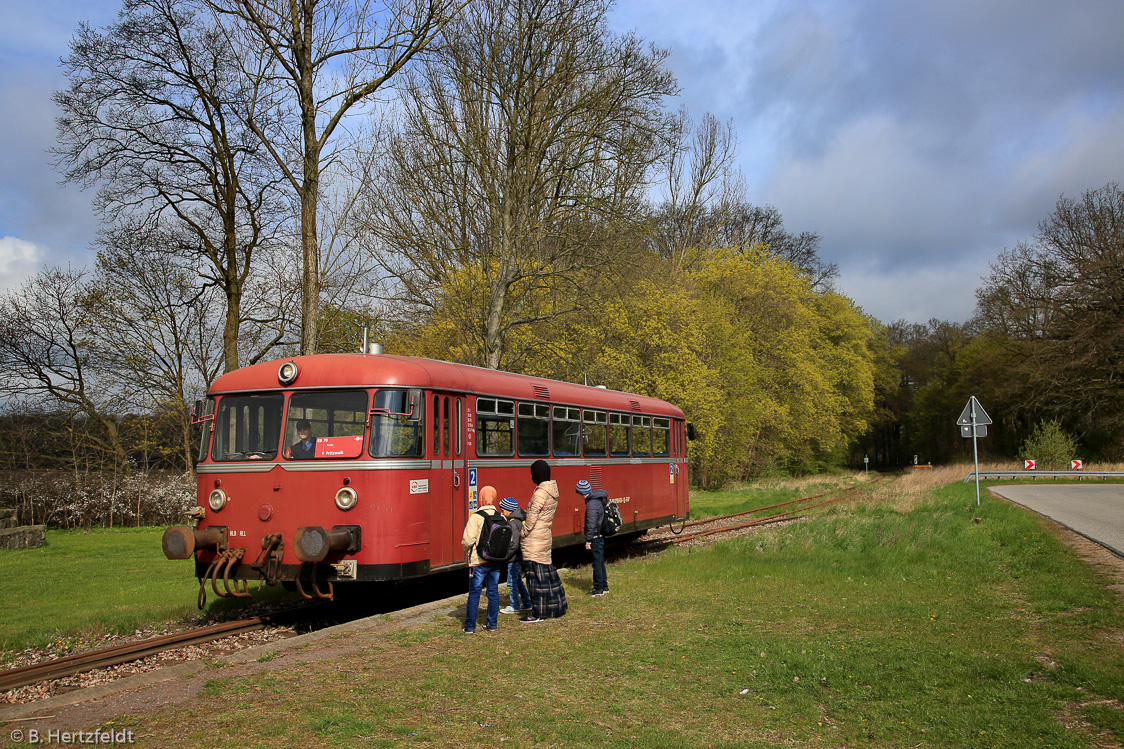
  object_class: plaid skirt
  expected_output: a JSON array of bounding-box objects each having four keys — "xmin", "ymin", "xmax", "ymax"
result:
[{"xmin": 524, "ymin": 561, "xmax": 567, "ymax": 618}]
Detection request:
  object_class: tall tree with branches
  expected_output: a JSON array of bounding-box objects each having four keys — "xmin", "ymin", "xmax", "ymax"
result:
[
  {"xmin": 53, "ymin": 0, "xmax": 288, "ymax": 373},
  {"xmin": 0, "ymin": 267, "xmax": 128, "ymax": 468},
  {"xmin": 361, "ymin": 0, "xmax": 678, "ymax": 370},
  {"xmin": 209, "ymin": 0, "xmax": 466, "ymax": 354}
]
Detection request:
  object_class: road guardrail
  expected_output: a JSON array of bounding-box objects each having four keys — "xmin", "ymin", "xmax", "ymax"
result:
[{"xmin": 964, "ymin": 471, "xmax": 1124, "ymax": 483}]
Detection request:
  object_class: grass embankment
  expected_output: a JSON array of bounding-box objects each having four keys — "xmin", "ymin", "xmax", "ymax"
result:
[
  {"xmin": 126, "ymin": 476, "xmax": 1124, "ymax": 748},
  {"xmin": 0, "ymin": 528, "xmax": 285, "ymax": 657}
]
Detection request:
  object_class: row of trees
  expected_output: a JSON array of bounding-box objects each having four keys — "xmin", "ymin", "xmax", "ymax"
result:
[
  {"xmin": 4, "ymin": 0, "xmax": 1116, "ymax": 496},
  {"xmin": 0, "ymin": 0, "xmax": 870, "ymax": 489},
  {"xmin": 857, "ymin": 182, "xmax": 1124, "ymax": 466}
]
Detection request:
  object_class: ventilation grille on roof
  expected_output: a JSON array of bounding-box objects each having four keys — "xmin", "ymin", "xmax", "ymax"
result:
[
  {"xmin": 629, "ymin": 400, "xmax": 642, "ymax": 411},
  {"xmin": 533, "ymin": 385, "xmax": 551, "ymax": 400}
]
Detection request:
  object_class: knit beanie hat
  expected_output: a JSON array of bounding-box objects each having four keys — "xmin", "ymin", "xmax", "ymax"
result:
[
  {"xmin": 575, "ymin": 479, "xmax": 592, "ymax": 496},
  {"xmin": 531, "ymin": 459, "xmax": 551, "ymax": 484},
  {"xmin": 499, "ymin": 497, "xmax": 519, "ymax": 512}
]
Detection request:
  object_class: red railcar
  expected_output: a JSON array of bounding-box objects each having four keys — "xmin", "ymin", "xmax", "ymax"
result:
[{"xmin": 162, "ymin": 353, "xmax": 689, "ymax": 603}]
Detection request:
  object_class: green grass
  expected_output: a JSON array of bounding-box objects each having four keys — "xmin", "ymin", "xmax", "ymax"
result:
[
  {"xmin": 128, "ymin": 480, "xmax": 1124, "ymax": 748},
  {"xmin": 688, "ymin": 475, "xmax": 860, "ymax": 520},
  {"xmin": 0, "ymin": 527, "xmax": 287, "ymax": 657}
]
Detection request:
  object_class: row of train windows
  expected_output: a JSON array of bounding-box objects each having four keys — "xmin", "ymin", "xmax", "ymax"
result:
[
  {"xmin": 474, "ymin": 398, "xmax": 671, "ymax": 458},
  {"xmin": 208, "ymin": 389, "xmax": 675, "ymax": 462}
]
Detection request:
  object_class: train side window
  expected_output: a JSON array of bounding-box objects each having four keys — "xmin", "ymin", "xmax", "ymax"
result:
[
  {"xmin": 653, "ymin": 417, "xmax": 671, "ymax": 457},
  {"xmin": 476, "ymin": 397, "xmax": 514, "ymax": 456},
  {"xmin": 287, "ymin": 390, "xmax": 369, "ymax": 460},
  {"xmin": 632, "ymin": 415, "xmax": 651, "ymax": 456},
  {"xmin": 368, "ymin": 389, "xmax": 424, "ymax": 458},
  {"xmin": 442, "ymin": 397, "xmax": 451, "ymax": 458},
  {"xmin": 433, "ymin": 395, "xmax": 441, "ymax": 457},
  {"xmin": 583, "ymin": 409, "xmax": 607, "ymax": 457},
  {"xmin": 212, "ymin": 393, "xmax": 283, "ymax": 461},
  {"xmin": 552, "ymin": 406, "xmax": 581, "ymax": 456},
  {"xmin": 608, "ymin": 413, "xmax": 630, "ymax": 456},
  {"xmin": 455, "ymin": 398, "xmax": 463, "ymax": 456},
  {"xmin": 197, "ymin": 397, "xmax": 215, "ymax": 462},
  {"xmin": 517, "ymin": 402, "xmax": 550, "ymax": 456}
]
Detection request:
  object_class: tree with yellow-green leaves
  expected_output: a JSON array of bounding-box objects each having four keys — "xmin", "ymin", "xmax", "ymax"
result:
[{"xmin": 563, "ymin": 250, "xmax": 876, "ymax": 487}]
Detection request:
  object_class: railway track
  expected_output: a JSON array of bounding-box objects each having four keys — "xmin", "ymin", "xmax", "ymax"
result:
[
  {"xmin": 634, "ymin": 482, "xmax": 866, "ymax": 550},
  {"xmin": 0, "ymin": 609, "xmax": 309, "ymax": 694}
]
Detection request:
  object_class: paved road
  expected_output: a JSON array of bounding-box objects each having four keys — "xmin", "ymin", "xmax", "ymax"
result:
[{"xmin": 990, "ymin": 484, "xmax": 1124, "ymax": 555}]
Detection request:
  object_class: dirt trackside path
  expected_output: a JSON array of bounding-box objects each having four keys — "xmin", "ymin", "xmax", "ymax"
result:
[{"xmin": 0, "ymin": 593, "xmax": 466, "ymax": 741}]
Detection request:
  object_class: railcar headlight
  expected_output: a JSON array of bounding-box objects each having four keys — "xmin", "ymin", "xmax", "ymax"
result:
[
  {"xmin": 277, "ymin": 361, "xmax": 299, "ymax": 385},
  {"xmin": 208, "ymin": 489, "xmax": 228, "ymax": 512},
  {"xmin": 335, "ymin": 487, "xmax": 358, "ymax": 511}
]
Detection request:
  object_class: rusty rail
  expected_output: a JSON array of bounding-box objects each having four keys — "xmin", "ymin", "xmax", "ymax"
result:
[
  {"xmin": 0, "ymin": 610, "xmax": 307, "ymax": 693},
  {"xmin": 633, "ymin": 484, "xmax": 865, "ymax": 550}
]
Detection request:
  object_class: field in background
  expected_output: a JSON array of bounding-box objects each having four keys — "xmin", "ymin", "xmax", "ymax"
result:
[{"xmin": 0, "ymin": 528, "xmax": 287, "ymax": 658}]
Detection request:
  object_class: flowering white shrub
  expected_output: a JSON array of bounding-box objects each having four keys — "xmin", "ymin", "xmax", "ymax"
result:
[{"xmin": 0, "ymin": 471, "xmax": 195, "ymax": 528}]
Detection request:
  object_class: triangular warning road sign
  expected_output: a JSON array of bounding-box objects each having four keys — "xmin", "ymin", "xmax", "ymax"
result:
[{"xmin": 956, "ymin": 396, "xmax": 992, "ymax": 426}]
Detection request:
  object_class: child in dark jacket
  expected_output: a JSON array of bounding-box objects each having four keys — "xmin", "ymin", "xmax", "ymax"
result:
[
  {"xmin": 577, "ymin": 480, "xmax": 609, "ymax": 596},
  {"xmin": 498, "ymin": 497, "xmax": 532, "ymax": 614}
]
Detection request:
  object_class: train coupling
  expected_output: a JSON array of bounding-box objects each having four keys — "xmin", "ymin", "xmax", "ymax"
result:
[{"xmin": 162, "ymin": 526, "xmax": 227, "ymax": 559}]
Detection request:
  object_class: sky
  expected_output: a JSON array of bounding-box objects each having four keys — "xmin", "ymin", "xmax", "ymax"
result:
[{"xmin": 1, "ymin": 0, "xmax": 1122, "ymax": 325}]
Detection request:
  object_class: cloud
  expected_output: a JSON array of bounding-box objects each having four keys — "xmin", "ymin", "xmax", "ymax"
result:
[
  {"xmin": 0, "ymin": 236, "xmax": 44, "ymax": 291},
  {"xmin": 837, "ymin": 254, "xmax": 993, "ymax": 325},
  {"xmin": 0, "ymin": 64, "xmax": 99, "ymax": 269}
]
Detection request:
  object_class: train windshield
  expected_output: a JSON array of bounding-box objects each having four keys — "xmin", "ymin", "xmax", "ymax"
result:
[
  {"xmin": 285, "ymin": 390, "xmax": 369, "ymax": 460},
  {"xmin": 370, "ymin": 389, "xmax": 425, "ymax": 458},
  {"xmin": 212, "ymin": 394, "xmax": 283, "ymax": 461}
]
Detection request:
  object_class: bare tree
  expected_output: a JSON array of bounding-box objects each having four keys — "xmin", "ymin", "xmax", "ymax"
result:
[
  {"xmin": 360, "ymin": 0, "xmax": 678, "ymax": 370},
  {"xmin": 648, "ymin": 110, "xmax": 744, "ymax": 274},
  {"xmin": 0, "ymin": 267, "xmax": 127, "ymax": 468},
  {"xmin": 973, "ymin": 182, "xmax": 1124, "ymax": 453},
  {"xmin": 209, "ymin": 0, "xmax": 466, "ymax": 355},
  {"xmin": 87, "ymin": 226, "xmax": 228, "ymax": 471},
  {"xmin": 53, "ymin": 0, "xmax": 287, "ymax": 372},
  {"xmin": 715, "ymin": 204, "xmax": 838, "ymax": 291}
]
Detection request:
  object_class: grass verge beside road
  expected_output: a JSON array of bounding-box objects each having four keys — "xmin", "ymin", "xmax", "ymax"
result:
[{"xmin": 128, "ymin": 479, "xmax": 1124, "ymax": 748}]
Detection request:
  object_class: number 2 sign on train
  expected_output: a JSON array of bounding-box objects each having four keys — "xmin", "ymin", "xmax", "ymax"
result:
[{"xmin": 162, "ymin": 351, "xmax": 690, "ymax": 605}]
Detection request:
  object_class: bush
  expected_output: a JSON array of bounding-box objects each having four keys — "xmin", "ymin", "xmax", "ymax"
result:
[
  {"xmin": 1019, "ymin": 418, "xmax": 1078, "ymax": 470},
  {"xmin": 0, "ymin": 471, "xmax": 194, "ymax": 528}
]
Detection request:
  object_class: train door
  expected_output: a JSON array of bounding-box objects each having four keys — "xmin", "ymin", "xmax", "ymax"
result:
[
  {"xmin": 430, "ymin": 392, "xmax": 467, "ymax": 569},
  {"xmin": 674, "ymin": 420, "xmax": 689, "ymax": 519}
]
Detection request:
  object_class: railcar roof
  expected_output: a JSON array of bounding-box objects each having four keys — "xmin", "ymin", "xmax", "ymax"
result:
[{"xmin": 209, "ymin": 353, "xmax": 684, "ymax": 417}]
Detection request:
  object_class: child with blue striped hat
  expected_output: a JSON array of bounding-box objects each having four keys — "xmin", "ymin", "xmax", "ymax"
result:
[
  {"xmin": 497, "ymin": 496, "xmax": 531, "ymax": 615},
  {"xmin": 579, "ymin": 479, "xmax": 609, "ymax": 596}
]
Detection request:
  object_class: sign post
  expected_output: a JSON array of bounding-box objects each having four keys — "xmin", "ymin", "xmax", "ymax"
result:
[{"xmin": 957, "ymin": 396, "xmax": 992, "ymax": 506}]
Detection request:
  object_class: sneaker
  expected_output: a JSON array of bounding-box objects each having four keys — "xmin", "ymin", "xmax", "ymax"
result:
[
  {"xmin": 519, "ymin": 615, "xmax": 546, "ymax": 624},
  {"xmin": 484, "ymin": 625, "xmax": 498, "ymax": 631},
  {"xmin": 591, "ymin": 589, "xmax": 607, "ymax": 597},
  {"xmin": 462, "ymin": 628, "xmax": 475, "ymax": 634},
  {"xmin": 500, "ymin": 606, "xmax": 518, "ymax": 615}
]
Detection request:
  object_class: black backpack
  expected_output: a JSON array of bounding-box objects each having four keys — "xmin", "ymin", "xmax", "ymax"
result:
[
  {"xmin": 476, "ymin": 510, "xmax": 513, "ymax": 562},
  {"xmin": 600, "ymin": 498, "xmax": 623, "ymax": 537}
]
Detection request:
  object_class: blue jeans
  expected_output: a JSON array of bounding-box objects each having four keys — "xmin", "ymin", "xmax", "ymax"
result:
[
  {"xmin": 590, "ymin": 537, "xmax": 607, "ymax": 591},
  {"xmin": 465, "ymin": 562, "xmax": 502, "ymax": 631},
  {"xmin": 507, "ymin": 560, "xmax": 532, "ymax": 609}
]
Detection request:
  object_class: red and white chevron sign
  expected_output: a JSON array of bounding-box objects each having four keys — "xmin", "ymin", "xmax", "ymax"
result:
[
  {"xmin": 1072, "ymin": 459, "xmax": 1083, "ymax": 470},
  {"xmin": 1024, "ymin": 459, "xmax": 1036, "ymax": 470}
]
